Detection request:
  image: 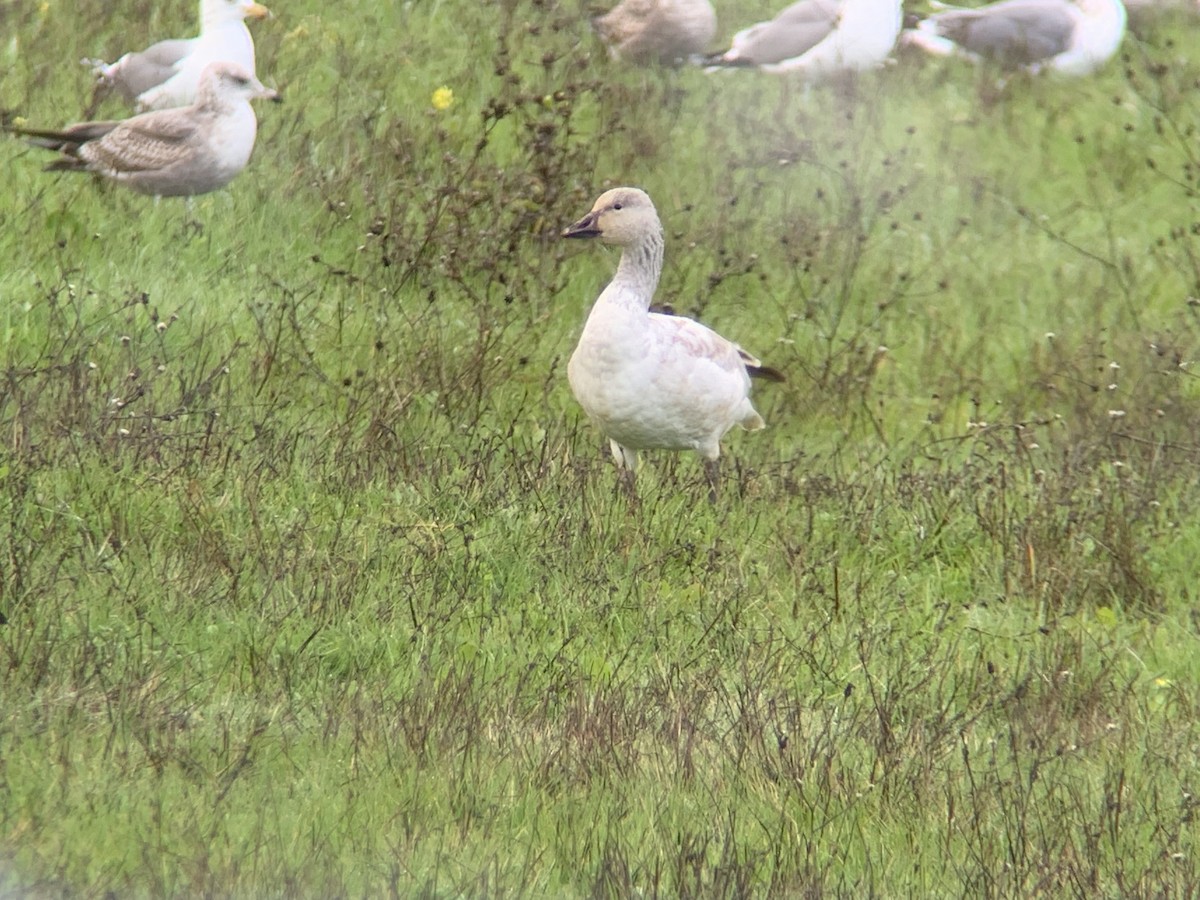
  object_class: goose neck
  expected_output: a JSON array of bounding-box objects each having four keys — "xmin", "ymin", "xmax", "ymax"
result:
[{"xmin": 611, "ymin": 231, "xmax": 664, "ymax": 309}]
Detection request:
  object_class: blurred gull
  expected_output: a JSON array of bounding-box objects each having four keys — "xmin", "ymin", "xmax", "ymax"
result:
[
  {"xmin": 1122, "ymin": 0, "xmax": 1198, "ymax": 31},
  {"xmin": 9, "ymin": 62, "xmax": 277, "ymax": 197},
  {"xmin": 704, "ymin": 0, "xmax": 903, "ymax": 75},
  {"xmin": 593, "ymin": 0, "xmax": 718, "ymax": 64},
  {"xmin": 902, "ymin": 0, "xmax": 1127, "ymax": 75},
  {"xmin": 563, "ymin": 187, "xmax": 782, "ymax": 497},
  {"xmin": 86, "ymin": 0, "xmax": 271, "ymax": 112},
  {"xmin": 1123, "ymin": 0, "xmax": 1197, "ymax": 11}
]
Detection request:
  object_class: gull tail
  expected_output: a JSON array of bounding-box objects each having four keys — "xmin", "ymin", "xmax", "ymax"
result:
[
  {"xmin": 700, "ymin": 52, "xmax": 752, "ymax": 71},
  {"xmin": 900, "ymin": 22, "xmax": 960, "ymax": 58},
  {"xmin": 7, "ymin": 121, "xmax": 117, "ymax": 152}
]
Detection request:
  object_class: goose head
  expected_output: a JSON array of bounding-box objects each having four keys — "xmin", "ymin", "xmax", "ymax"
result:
[{"xmin": 563, "ymin": 187, "xmax": 661, "ymax": 247}]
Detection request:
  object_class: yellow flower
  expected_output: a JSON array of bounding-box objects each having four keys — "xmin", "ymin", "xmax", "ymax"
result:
[
  {"xmin": 1154, "ymin": 677, "xmax": 1172, "ymax": 688},
  {"xmin": 431, "ymin": 86, "xmax": 454, "ymax": 111}
]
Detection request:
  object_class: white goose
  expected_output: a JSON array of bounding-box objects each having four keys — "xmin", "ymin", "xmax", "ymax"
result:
[
  {"xmin": 593, "ymin": 0, "xmax": 718, "ymax": 65},
  {"xmin": 564, "ymin": 187, "xmax": 780, "ymax": 495},
  {"xmin": 86, "ymin": 0, "xmax": 271, "ymax": 112},
  {"xmin": 903, "ymin": 0, "xmax": 1127, "ymax": 76},
  {"xmin": 706, "ymin": 0, "xmax": 903, "ymax": 75}
]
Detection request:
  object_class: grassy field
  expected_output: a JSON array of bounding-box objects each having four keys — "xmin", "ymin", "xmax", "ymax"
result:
[{"xmin": 3, "ymin": 0, "xmax": 1200, "ymax": 895}]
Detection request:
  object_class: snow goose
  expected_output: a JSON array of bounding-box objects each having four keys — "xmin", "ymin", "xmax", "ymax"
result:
[
  {"xmin": 9, "ymin": 62, "xmax": 277, "ymax": 197},
  {"xmin": 86, "ymin": 0, "xmax": 271, "ymax": 112},
  {"xmin": 593, "ymin": 0, "xmax": 718, "ymax": 64},
  {"xmin": 564, "ymin": 187, "xmax": 780, "ymax": 497},
  {"xmin": 902, "ymin": 0, "xmax": 1127, "ymax": 75},
  {"xmin": 705, "ymin": 0, "xmax": 902, "ymax": 75}
]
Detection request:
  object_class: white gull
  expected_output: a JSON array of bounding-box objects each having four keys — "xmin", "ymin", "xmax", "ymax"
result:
[
  {"xmin": 705, "ymin": 0, "xmax": 902, "ymax": 75},
  {"xmin": 902, "ymin": 0, "xmax": 1127, "ymax": 75},
  {"xmin": 86, "ymin": 0, "xmax": 271, "ymax": 112}
]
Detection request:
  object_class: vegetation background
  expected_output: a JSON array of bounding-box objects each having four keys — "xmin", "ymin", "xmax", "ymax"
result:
[{"xmin": 2, "ymin": 0, "xmax": 1200, "ymax": 895}]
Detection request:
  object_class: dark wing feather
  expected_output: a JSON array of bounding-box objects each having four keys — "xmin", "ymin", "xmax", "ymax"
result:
[{"xmin": 8, "ymin": 120, "xmax": 121, "ymax": 152}]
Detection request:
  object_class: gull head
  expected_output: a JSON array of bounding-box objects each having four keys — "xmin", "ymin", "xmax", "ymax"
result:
[
  {"xmin": 204, "ymin": 0, "xmax": 272, "ymax": 25},
  {"xmin": 196, "ymin": 61, "xmax": 279, "ymax": 107},
  {"xmin": 563, "ymin": 187, "xmax": 661, "ymax": 247},
  {"xmin": 237, "ymin": 0, "xmax": 272, "ymax": 19},
  {"xmin": 200, "ymin": 0, "xmax": 271, "ymax": 30}
]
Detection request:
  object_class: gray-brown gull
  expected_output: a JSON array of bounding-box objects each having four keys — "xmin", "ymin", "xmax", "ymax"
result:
[
  {"xmin": 593, "ymin": 0, "xmax": 718, "ymax": 64},
  {"xmin": 9, "ymin": 62, "xmax": 277, "ymax": 197}
]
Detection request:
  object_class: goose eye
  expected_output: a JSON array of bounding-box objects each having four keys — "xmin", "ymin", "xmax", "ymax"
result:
[{"xmin": 613, "ymin": 203, "xmax": 623, "ymax": 210}]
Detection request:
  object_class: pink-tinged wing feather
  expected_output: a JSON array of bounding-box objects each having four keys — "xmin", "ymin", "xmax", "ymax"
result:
[{"xmin": 649, "ymin": 312, "xmax": 749, "ymax": 375}]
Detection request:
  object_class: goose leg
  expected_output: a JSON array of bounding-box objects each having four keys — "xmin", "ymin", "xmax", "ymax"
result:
[
  {"xmin": 703, "ymin": 458, "xmax": 720, "ymax": 504},
  {"xmin": 618, "ymin": 466, "xmax": 637, "ymax": 501},
  {"xmin": 610, "ymin": 440, "xmax": 639, "ymax": 502}
]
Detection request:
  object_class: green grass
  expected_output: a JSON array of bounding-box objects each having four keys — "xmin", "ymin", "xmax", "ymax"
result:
[{"xmin": 3, "ymin": 0, "xmax": 1200, "ymax": 895}]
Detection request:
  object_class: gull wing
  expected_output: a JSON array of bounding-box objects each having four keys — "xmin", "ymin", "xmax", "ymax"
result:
[
  {"xmin": 934, "ymin": 0, "xmax": 1076, "ymax": 64},
  {"xmin": 728, "ymin": 0, "xmax": 842, "ymax": 65}
]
